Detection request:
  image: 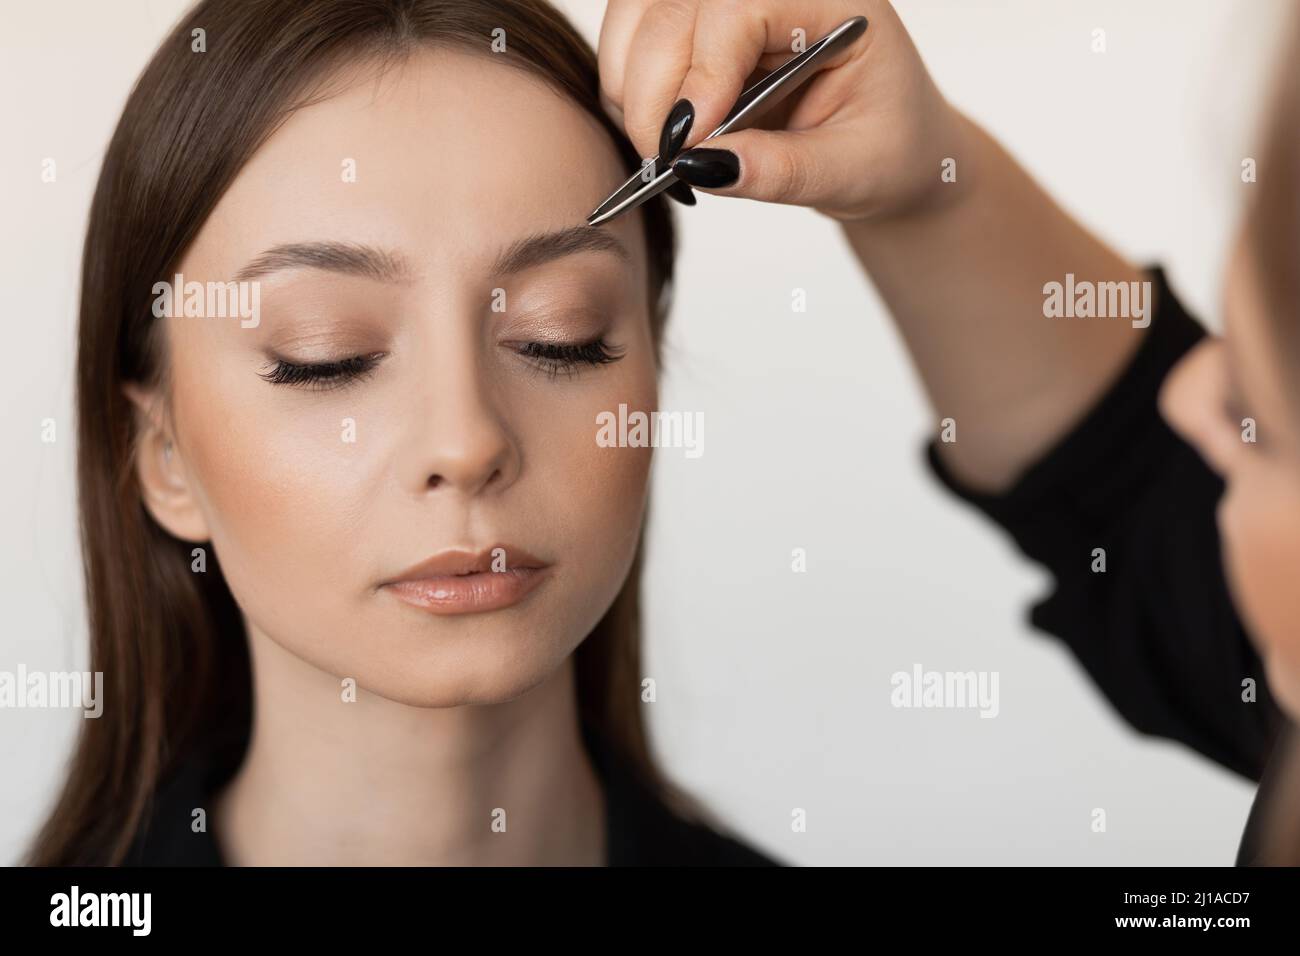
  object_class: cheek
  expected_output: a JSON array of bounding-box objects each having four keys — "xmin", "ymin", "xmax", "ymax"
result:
[
  {"xmin": 1218, "ymin": 469, "xmax": 1300, "ymax": 688},
  {"xmin": 169, "ymin": 340, "xmax": 386, "ymax": 631},
  {"xmin": 520, "ymin": 353, "xmax": 658, "ymax": 622}
]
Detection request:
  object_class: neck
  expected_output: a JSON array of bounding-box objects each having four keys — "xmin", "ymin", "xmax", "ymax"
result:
[{"xmin": 213, "ymin": 624, "xmax": 607, "ymax": 865}]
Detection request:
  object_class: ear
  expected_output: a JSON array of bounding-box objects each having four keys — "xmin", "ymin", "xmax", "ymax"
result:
[{"xmin": 122, "ymin": 383, "xmax": 211, "ymax": 542}]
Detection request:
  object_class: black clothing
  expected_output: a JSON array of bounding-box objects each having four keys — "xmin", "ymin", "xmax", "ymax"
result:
[
  {"xmin": 123, "ymin": 719, "xmax": 781, "ymax": 867},
  {"xmin": 924, "ymin": 266, "xmax": 1288, "ymax": 863}
]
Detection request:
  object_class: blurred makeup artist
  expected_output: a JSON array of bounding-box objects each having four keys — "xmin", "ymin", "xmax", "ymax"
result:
[{"xmin": 598, "ymin": 0, "xmax": 1300, "ymax": 863}]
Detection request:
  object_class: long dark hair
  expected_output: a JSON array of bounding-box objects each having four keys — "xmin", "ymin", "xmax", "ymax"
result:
[
  {"xmin": 1235, "ymin": 6, "xmax": 1300, "ymax": 867},
  {"xmin": 28, "ymin": 0, "xmax": 687, "ymax": 865},
  {"xmin": 1240, "ymin": 5, "xmax": 1300, "ymax": 379}
]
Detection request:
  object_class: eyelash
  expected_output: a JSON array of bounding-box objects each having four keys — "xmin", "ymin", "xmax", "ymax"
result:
[
  {"xmin": 260, "ymin": 339, "xmax": 624, "ymax": 390},
  {"xmin": 260, "ymin": 353, "xmax": 384, "ymax": 391},
  {"xmin": 515, "ymin": 338, "xmax": 625, "ymax": 380}
]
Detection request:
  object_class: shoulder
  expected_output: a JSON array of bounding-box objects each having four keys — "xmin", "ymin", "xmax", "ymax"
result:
[
  {"xmin": 632, "ymin": 808, "xmax": 784, "ymax": 866},
  {"xmin": 122, "ymin": 755, "xmax": 226, "ymax": 866},
  {"xmin": 608, "ymin": 779, "xmax": 785, "ymax": 866},
  {"xmin": 583, "ymin": 723, "xmax": 785, "ymax": 867},
  {"xmin": 127, "ymin": 728, "xmax": 786, "ymax": 867},
  {"xmin": 1237, "ymin": 724, "xmax": 1300, "ymax": 866}
]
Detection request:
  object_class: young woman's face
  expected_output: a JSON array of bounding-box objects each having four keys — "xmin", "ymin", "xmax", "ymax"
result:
[
  {"xmin": 141, "ymin": 50, "xmax": 658, "ymax": 706},
  {"xmin": 1160, "ymin": 236, "xmax": 1300, "ymax": 717}
]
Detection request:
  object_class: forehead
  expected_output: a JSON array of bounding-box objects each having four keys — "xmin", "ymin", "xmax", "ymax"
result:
[{"xmin": 190, "ymin": 47, "xmax": 645, "ymax": 285}]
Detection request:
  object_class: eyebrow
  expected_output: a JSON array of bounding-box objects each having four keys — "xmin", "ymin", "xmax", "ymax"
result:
[
  {"xmin": 231, "ymin": 226, "xmax": 631, "ymax": 284},
  {"xmin": 233, "ymin": 241, "xmax": 410, "ymax": 283},
  {"xmin": 490, "ymin": 225, "xmax": 631, "ymax": 276}
]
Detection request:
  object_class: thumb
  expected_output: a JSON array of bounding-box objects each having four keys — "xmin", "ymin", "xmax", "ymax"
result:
[{"xmin": 670, "ymin": 127, "xmax": 837, "ymax": 207}]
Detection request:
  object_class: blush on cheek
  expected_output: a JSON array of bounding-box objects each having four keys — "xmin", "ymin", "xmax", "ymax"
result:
[
  {"xmin": 581, "ymin": 441, "xmax": 654, "ymax": 532},
  {"xmin": 537, "ymin": 383, "xmax": 657, "ymax": 624},
  {"xmin": 172, "ymin": 373, "xmax": 386, "ymax": 635},
  {"xmin": 565, "ymin": 441, "xmax": 653, "ymax": 631}
]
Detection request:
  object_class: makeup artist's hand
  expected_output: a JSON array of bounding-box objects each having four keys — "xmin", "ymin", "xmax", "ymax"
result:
[
  {"xmin": 600, "ymin": 0, "xmax": 1150, "ymax": 502},
  {"xmin": 596, "ymin": 0, "xmax": 966, "ymax": 222}
]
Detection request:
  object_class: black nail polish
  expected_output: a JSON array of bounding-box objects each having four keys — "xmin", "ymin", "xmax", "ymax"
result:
[
  {"xmin": 671, "ymin": 148, "xmax": 739, "ymax": 189},
  {"xmin": 658, "ymin": 98, "xmax": 695, "ymax": 163},
  {"xmin": 664, "ymin": 179, "xmax": 697, "ymax": 206}
]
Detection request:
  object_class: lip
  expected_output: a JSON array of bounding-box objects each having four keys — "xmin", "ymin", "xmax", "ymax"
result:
[{"xmin": 382, "ymin": 545, "xmax": 552, "ymax": 615}]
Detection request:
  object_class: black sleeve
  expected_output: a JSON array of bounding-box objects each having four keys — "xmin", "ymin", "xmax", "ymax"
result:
[{"xmin": 925, "ymin": 266, "xmax": 1285, "ymax": 781}]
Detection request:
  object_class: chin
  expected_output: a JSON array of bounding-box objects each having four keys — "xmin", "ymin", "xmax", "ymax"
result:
[
  {"xmin": 345, "ymin": 617, "xmax": 581, "ymax": 708},
  {"xmin": 1264, "ymin": 653, "xmax": 1300, "ymax": 723}
]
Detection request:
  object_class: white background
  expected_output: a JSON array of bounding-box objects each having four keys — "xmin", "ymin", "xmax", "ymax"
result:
[{"xmin": 0, "ymin": 0, "xmax": 1289, "ymax": 865}]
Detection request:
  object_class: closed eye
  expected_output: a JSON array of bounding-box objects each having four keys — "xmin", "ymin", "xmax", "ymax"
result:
[
  {"xmin": 512, "ymin": 338, "xmax": 626, "ymax": 380},
  {"xmin": 260, "ymin": 352, "xmax": 385, "ymax": 391}
]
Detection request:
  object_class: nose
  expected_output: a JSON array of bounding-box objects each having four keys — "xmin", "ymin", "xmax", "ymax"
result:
[{"xmin": 406, "ymin": 345, "xmax": 521, "ymax": 499}]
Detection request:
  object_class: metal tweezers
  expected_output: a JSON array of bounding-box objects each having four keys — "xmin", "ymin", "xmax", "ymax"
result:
[{"xmin": 586, "ymin": 15, "xmax": 869, "ymax": 227}]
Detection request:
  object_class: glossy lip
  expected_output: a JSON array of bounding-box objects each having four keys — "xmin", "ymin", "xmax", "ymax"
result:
[{"xmin": 381, "ymin": 545, "xmax": 552, "ymax": 616}]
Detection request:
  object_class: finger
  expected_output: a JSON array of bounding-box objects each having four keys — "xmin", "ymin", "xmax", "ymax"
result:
[
  {"xmin": 676, "ymin": 0, "xmax": 867, "ymax": 152},
  {"xmin": 596, "ymin": 0, "xmax": 656, "ymax": 126},
  {"xmin": 621, "ymin": 0, "xmax": 703, "ymax": 159},
  {"xmin": 671, "ymin": 124, "xmax": 850, "ymax": 208},
  {"xmin": 664, "ymin": 178, "xmax": 698, "ymax": 206},
  {"xmin": 605, "ymin": 54, "xmax": 782, "ymax": 132}
]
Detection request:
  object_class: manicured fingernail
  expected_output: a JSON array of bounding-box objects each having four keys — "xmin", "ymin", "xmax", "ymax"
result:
[
  {"xmin": 671, "ymin": 148, "xmax": 739, "ymax": 188},
  {"xmin": 659, "ymin": 98, "xmax": 695, "ymax": 163},
  {"xmin": 664, "ymin": 179, "xmax": 697, "ymax": 206}
]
